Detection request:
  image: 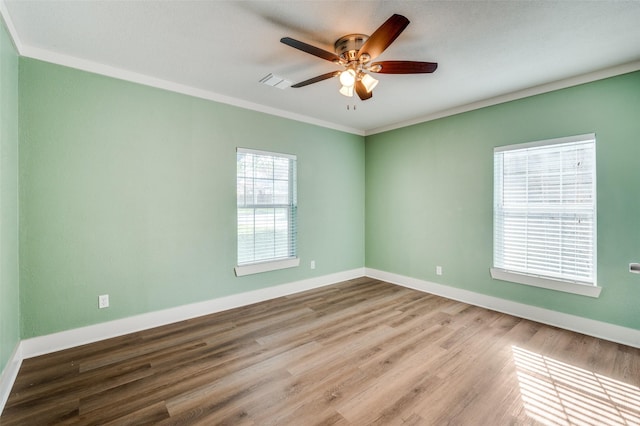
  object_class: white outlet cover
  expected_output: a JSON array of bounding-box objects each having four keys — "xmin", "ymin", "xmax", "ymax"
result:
[{"xmin": 99, "ymin": 294, "xmax": 109, "ymax": 309}]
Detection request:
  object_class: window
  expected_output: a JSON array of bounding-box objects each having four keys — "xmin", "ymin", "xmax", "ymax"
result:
[
  {"xmin": 491, "ymin": 134, "xmax": 600, "ymax": 297},
  {"xmin": 235, "ymin": 148, "xmax": 298, "ymax": 276}
]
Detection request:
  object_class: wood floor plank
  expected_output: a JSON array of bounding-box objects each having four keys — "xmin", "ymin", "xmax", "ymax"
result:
[
  {"xmin": 0, "ymin": 394, "xmax": 79, "ymax": 425},
  {"xmin": 2, "ymin": 278, "xmax": 640, "ymax": 425},
  {"xmin": 335, "ymin": 344, "xmax": 443, "ymax": 423}
]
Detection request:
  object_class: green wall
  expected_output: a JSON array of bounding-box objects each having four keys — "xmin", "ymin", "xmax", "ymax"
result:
[
  {"xmin": 18, "ymin": 58, "xmax": 365, "ymax": 338},
  {"xmin": 7, "ymin": 44, "xmax": 640, "ymax": 351},
  {"xmin": 366, "ymin": 71, "xmax": 640, "ymax": 329},
  {"xmin": 0, "ymin": 19, "xmax": 19, "ymax": 375}
]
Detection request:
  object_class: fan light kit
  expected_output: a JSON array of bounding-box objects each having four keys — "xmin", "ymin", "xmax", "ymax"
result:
[{"xmin": 280, "ymin": 14, "xmax": 437, "ymax": 101}]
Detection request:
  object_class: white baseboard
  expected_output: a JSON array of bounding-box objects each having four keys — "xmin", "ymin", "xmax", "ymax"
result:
[
  {"xmin": 4, "ymin": 266, "xmax": 638, "ymax": 416},
  {"xmin": 20, "ymin": 268, "xmax": 365, "ymax": 359},
  {"xmin": 0, "ymin": 268, "xmax": 362, "ymax": 416},
  {"xmin": 0, "ymin": 341, "xmax": 23, "ymax": 416},
  {"xmin": 365, "ymin": 268, "xmax": 640, "ymax": 349}
]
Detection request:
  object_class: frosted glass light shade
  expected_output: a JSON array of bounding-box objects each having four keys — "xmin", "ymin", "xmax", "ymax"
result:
[
  {"xmin": 339, "ymin": 69, "xmax": 356, "ymax": 87},
  {"xmin": 339, "ymin": 85, "xmax": 354, "ymax": 97},
  {"xmin": 361, "ymin": 73, "xmax": 379, "ymax": 93}
]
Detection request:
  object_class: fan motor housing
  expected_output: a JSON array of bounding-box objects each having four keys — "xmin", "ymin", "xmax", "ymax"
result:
[{"xmin": 334, "ymin": 34, "xmax": 369, "ymax": 62}]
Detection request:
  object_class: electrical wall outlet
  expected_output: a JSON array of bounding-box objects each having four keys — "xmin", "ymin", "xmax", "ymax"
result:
[
  {"xmin": 98, "ymin": 294, "xmax": 109, "ymax": 309},
  {"xmin": 436, "ymin": 266, "xmax": 442, "ymax": 276},
  {"xmin": 310, "ymin": 260, "xmax": 316, "ymax": 270}
]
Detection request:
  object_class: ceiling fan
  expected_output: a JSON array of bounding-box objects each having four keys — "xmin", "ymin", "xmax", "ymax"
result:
[{"xmin": 280, "ymin": 14, "xmax": 437, "ymax": 101}]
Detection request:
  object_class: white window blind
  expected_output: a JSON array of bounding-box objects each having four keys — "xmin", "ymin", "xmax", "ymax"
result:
[
  {"xmin": 493, "ymin": 134, "xmax": 596, "ymax": 286},
  {"xmin": 236, "ymin": 148, "xmax": 297, "ymax": 271}
]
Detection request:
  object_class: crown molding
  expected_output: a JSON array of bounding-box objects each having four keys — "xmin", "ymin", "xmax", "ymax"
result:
[
  {"xmin": 4, "ymin": 0, "xmax": 637, "ymax": 139},
  {"xmin": 0, "ymin": 0, "xmax": 23, "ymax": 53},
  {"xmin": 366, "ymin": 60, "xmax": 640, "ymax": 136},
  {"xmin": 0, "ymin": 1, "xmax": 361, "ymax": 135},
  {"xmin": 3, "ymin": 0, "xmax": 638, "ymax": 137},
  {"xmin": 19, "ymin": 45, "xmax": 365, "ymax": 136}
]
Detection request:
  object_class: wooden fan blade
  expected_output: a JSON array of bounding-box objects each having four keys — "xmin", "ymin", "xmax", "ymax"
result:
[
  {"xmin": 355, "ymin": 80, "xmax": 373, "ymax": 100},
  {"xmin": 280, "ymin": 37, "xmax": 342, "ymax": 63},
  {"xmin": 357, "ymin": 14, "xmax": 410, "ymax": 61},
  {"xmin": 370, "ymin": 61, "xmax": 438, "ymax": 74},
  {"xmin": 291, "ymin": 71, "xmax": 340, "ymax": 88}
]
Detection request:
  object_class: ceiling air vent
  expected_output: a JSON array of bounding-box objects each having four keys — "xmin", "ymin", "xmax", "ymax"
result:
[{"xmin": 259, "ymin": 73, "xmax": 292, "ymax": 89}]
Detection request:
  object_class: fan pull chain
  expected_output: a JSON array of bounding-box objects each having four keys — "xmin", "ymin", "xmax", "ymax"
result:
[{"xmin": 347, "ymin": 104, "xmax": 357, "ymax": 111}]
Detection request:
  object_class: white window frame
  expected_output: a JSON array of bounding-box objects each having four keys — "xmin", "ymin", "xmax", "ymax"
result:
[
  {"xmin": 235, "ymin": 148, "xmax": 299, "ymax": 277},
  {"xmin": 491, "ymin": 134, "xmax": 601, "ymax": 298}
]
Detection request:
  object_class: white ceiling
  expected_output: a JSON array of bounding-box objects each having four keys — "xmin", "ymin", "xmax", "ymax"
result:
[{"xmin": 2, "ymin": 1, "xmax": 640, "ymax": 135}]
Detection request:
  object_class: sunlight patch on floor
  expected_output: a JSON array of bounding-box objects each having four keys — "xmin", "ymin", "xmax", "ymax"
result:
[{"xmin": 512, "ymin": 346, "xmax": 640, "ymax": 426}]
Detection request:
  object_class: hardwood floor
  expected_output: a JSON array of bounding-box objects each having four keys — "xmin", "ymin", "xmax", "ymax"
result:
[{"xmin": 2, "ymin": 277, "xmax": 640, "ymax": 425}]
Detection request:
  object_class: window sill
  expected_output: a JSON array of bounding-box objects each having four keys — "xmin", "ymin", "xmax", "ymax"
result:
[
  {"xmin": 490, "ymin": 268, "xmax": 601, "ymax": 298},
  {"xmin": 235, "ymin": 258, "xmax": 300, "ymax": 277}
]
